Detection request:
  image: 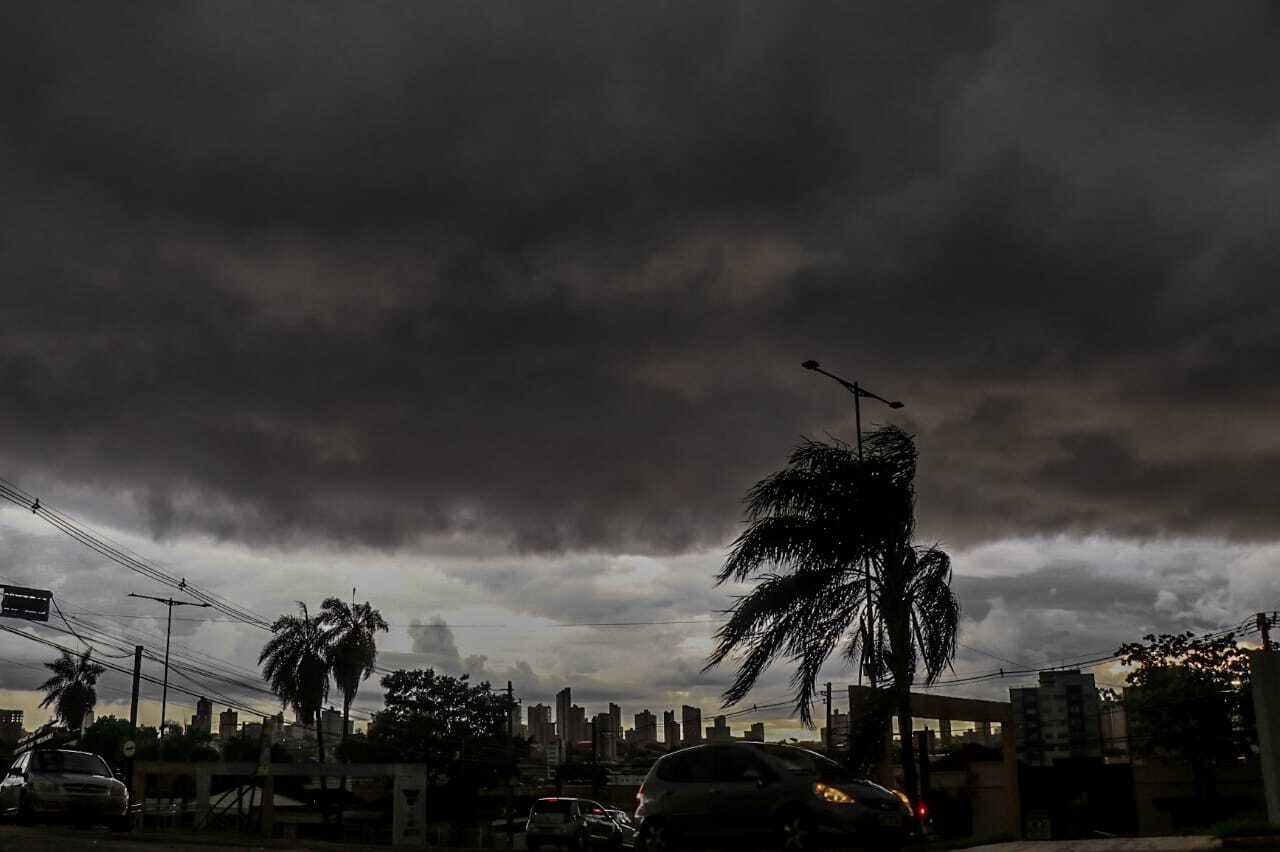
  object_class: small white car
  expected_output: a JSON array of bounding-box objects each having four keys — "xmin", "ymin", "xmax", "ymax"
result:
[{"xmin": 0, "ymin": 749, "xmax": 130, "ymax": 830}]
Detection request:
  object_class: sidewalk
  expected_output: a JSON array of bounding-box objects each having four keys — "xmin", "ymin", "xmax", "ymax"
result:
[{"xmin": 969, "ymin": 839, "xmax": 1224, "ymax": 852}]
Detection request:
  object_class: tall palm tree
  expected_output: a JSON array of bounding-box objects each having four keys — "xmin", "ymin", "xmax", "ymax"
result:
[
  {"xmin": 319, "ymin": 595, "xmax": 389, "ymax": 742},
  {"xmin": 705, "ymin": 426, "xmax": 959, "ymax": 806},
  {"xmin": 259, "ymin": 603, "xmax": 333, "ymax": 762},
  {"xmin": 39, "ymin": 649, "xmax": 106, "ymax": 731}
]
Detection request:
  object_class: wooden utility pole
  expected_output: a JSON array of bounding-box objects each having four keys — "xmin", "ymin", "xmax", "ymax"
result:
[
  {"xmin": 129, "ymin": 645, "xmax": 143, "ymax": 729},
  {"xmin": 825, "ymin": 683, "xmax": 833, "ymax": 753},
  {"xmin": 1260, "ymin": 612, "xmax": 1273, "ymax": 652},
  {"xmin": 506, "ymin": 681, "xmax": 515, "ymax": 848}
]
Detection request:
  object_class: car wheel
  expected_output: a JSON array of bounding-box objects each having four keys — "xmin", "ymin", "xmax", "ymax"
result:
[
  {"xmin": 16, "ymin": 792, "xmax": 34, "ymax": 826},
  {"xmin": 778, "ymin": 810, "xmax": 817, "ymax": 852},
  {"xmin": 638, "ymin": 820, "xmax": 676, "ymax": 852}
]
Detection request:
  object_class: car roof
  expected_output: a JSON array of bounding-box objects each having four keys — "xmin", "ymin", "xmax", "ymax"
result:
[{"xmin": 33, "ymin": 748, "xmax": 99, "ymax": 757}]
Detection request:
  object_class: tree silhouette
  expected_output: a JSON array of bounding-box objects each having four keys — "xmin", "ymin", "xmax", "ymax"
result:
[
  {"xmin": 39, "ymin": 649, "xmax": 105, "ymax": 731},
  {"xmin": 706, "ymin": 426, "xmax": 958, "ymax": 804},
  {"xmin": 260, "ymin": 602, "xmax": 332, "ymax": 746},
  {"xmin": 320, "ymin": 595, "xmax": 389, "ymax": 742}
]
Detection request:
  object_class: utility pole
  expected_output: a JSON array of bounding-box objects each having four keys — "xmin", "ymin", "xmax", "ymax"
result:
[
  {"xmin": 128, "ymin": 593, "xmax": 211, "ymax": 759},
  {"xmin": 591, "ymin": 721, "xmax": 600, "ymax": 800},
  {"xmin": 824, "ymin": 683, "xmax": 833, "ymax": 753},
  {"xmin": 506, "ymin": 681, "xmax": 515, "ymax": 848},
  {"xmin": 1261, "ymin": 612, "xmax": 1273, "ymax": 652},
  {"xmin": 129, "ymin": 645, "xmax": 143, "ymax": 729}
]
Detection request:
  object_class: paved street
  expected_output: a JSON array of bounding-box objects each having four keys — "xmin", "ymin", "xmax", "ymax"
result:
[{"xmin": 0, "ymin": 823, "xmax": 383, "ymax": 851}]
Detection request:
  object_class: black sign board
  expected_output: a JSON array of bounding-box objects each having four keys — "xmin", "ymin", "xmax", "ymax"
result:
[{"xmin": 0, "ymin": 585, "xmax": 52, "ymax": 622}]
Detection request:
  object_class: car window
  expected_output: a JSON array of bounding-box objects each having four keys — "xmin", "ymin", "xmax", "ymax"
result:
[
  {"xmin": 657, "ymin": 748, "xmax": 715, "ymax": 782},
  {"xmin": 757, "ymin": 745, "xmax": 851, "ymax": 780},
  {"xmin": 714, "ymin": 747, "xmax": 771, "ymax": 783},
  {"xmin": 531, "ymin": 799, "xmax": 574, "ymax": 815}
]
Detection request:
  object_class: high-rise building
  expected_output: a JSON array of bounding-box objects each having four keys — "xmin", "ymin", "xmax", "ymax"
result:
[
  {"xmin": 0, "ymin": 709, "xmax": 23, "ymax": 745},
  {"xmin": 635, "ymin": 710, "xmax": 658, "ymax": 743},
  {"xmin": 663, "ymin": 710, "xmax": 680, "ymax": 748},
  {"xmin": 706, "ymin": 715, "xmax": 731, "ymax": 742},
  {"xmin": 609, "ymin": 703, "xmax": 622, "ymax": 740},
  {"xmin": 190, "ymin": 697, "xmax": 213, "ymax": 736},
  {"xmin": 219, "ymin": 709, "xmax": 239, "ymax": 740},
  {"xmin": 1010, "ymin": 670, "xmax": 1102, "ymax": 766},
  {"xmin": 528, "ymin": 703, "xmax": 555, "ymax": 746},
  {"xmin": 593, "ymin": 712, "xmax": 618, "ymax": 762},
  {"xmin": 747, "ymin": 722, "xmax": 765, "ymax": 742},
  {"xmin": 681, "ymin": 706, "xmax": 702, "ymax": 746},
  {"xmin": 567, "ymin": 705, "xmax": 587, "ymax": 745},
  {"xmin": 556, "ymin": 688, "xmax": 572, "ymax": 742}
]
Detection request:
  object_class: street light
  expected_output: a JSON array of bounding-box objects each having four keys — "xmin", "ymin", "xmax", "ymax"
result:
[
  {"xmin": 801, "ymin": 360, "xmax": 905, "ymax": 690},
  {"xmin": 801, "ymin": 360, "xmax": 903, "ymax": 461},
  {"xmin": 127, "ymin": 592, "xmax": 212, "ymax": 759}
]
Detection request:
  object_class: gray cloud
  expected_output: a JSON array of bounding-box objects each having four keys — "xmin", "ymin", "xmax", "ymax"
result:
[{"xmin": 2, "ymin": 2, "xmax": 1280, "ymax": 561}]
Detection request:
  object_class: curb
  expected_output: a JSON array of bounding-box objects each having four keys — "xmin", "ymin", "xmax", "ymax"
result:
[{"xmin": 1221, "ymin": 838, "xmax": 1280, "ymax": 848}]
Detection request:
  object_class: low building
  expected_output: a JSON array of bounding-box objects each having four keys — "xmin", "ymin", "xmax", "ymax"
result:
[{"xmin": 706, "ymin": 715, "xmax": 732, "ymax": 742}]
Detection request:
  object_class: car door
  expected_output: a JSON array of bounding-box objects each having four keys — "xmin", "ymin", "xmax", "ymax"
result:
[
  {"xmin": 708, "ymin": 747, "xmax": 777, "ymax": 839},
  {"xmin": 582, "ymin": 800, "xmax": 613, "ymax": 844},
  {"xmin": 0, "ymin": 753, "xmax": 28, "ymax": 814}
]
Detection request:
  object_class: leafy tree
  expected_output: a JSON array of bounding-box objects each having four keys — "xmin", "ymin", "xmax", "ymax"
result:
[
  {"xmin": 1117, "ymin": 630, "xmax": 1253, "ymax": 801},
  {"xmin": 366, "ymin": 668, "xmax": 522, "ymax": 821},
  {"xmin": 320, "ymin": 596, "xmax": 389, "ymax": 743},
  {"xmin": 706, "ymin": 427, "xmax": 959, "ymax": 804},
  {"xmin": 39, "ymin": 649, "xmax": 106, "ymax": 730}
]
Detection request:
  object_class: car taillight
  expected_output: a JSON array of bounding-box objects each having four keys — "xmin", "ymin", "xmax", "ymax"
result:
[
  {"xmin": 917, "ymin": 802, "xmax": 928, "ymax": 820},
  {"xmin": 636, "ymin": 782, "xmax": 645, "ymax": 803}
]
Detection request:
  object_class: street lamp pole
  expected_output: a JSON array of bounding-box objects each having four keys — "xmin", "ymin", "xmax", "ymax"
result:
[
  {"xmin": 127, "ymin": 592, "xmax": 212, "ymax": 760},
  {"xmin": 801, "ymin": 360, "xmax": 904, "ymax": 689}
]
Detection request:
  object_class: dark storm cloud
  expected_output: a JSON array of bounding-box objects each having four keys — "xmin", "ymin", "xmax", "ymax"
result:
[{"xmin": 3, "ymin": 2, "xmax": 1280, "ymax": 553}]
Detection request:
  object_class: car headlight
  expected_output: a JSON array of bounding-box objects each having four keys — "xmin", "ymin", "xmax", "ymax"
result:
[
  {"xmin": 892, "ymin": 789, "xmax": 912, "ymax": 812},
  {"xmin": 109, "ymin": 785, "xmax": 128, "ymax": 799},
  {"xmin": 813, "ymin": 782, "xmax": 856, "ymax": 804},
  {"xmin": 32, "ymin": 780, "xmax": 61, "ymax": 793}
]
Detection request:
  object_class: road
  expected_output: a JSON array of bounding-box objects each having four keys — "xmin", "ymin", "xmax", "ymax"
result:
[{"xmin": 0, "ymin": 823, "xmax": 384, "ymax": 851}]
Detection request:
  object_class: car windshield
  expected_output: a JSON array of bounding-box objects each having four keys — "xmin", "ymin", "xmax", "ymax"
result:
[
  {"xmin": 757, "ymin": 745, "xmax": 853, "ymax": 780},
  {"xmin": 32, "ymin": 751, "xmax": 111, "ymax": 776}
]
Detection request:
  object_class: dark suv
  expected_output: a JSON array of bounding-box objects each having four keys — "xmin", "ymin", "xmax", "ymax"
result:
[{"xmin": 634, "ymin": 742, "xmax": 912, "ymax": 852}]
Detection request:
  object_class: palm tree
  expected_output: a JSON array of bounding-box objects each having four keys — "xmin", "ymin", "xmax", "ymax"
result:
[
  {"xmin": 319, "ymin": 595, "xmax": 389, "ymax": 742},
  {"xmin": 705, "ymin": 426, "xmax": 959, "ymax": 806},
  {"xmin": 260, "ymin": 602, "xmax": 333, "ymax": 761},
  {"xmin": 39, "ymin": 649, "xmax": 106, "ymax": 731}
]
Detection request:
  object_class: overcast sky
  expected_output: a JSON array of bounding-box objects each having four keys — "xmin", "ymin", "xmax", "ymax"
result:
[{"xmin": 3, "ymin": 2, "xmax": 1279, "ymax": 739}]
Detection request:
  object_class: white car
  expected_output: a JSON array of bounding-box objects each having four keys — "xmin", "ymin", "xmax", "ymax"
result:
[{"xmin": 0, "ymin": 749, "xmax": 130, "ymax": 830}]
